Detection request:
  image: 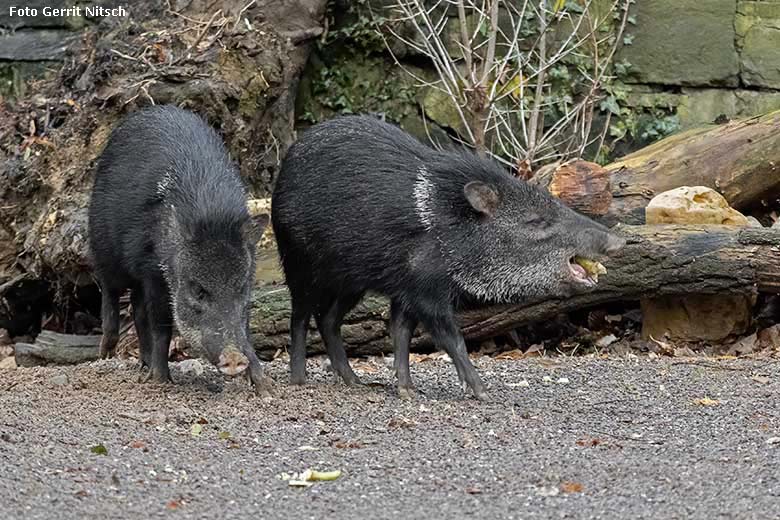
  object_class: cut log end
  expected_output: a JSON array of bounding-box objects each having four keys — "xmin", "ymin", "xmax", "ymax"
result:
[{"xmin": 531, "ymin": 160, "xmax": 612, "ymax": 217}]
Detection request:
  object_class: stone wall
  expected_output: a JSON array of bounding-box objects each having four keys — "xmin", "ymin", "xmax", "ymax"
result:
[
  {"xmin": 0, "ymin": 0, "xmax": 112, "ymax": 97},
  {"xmin": 620, "ymin": 0, "xmax": 780, "ymax": 129},
  {"xmin": 5, "ymin": 1, "xmax": 780, "ymax": 147}
]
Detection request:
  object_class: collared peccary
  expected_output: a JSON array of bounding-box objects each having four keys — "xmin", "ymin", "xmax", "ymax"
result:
[
  {"xmin": 88, "ymin": 105, "xmax": 272, "ymax": 395},
  {"xmin": 271, "ymin": 115, "xmax": 624, "ymax": 400}
]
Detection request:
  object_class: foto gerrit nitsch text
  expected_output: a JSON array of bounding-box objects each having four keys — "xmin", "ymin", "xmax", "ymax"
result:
[{"xmin": 8, "ymin": 5, "xmax": 128, "ymax": 17}]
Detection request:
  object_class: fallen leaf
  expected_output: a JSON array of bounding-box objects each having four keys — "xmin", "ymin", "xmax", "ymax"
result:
[
  {"xmin": 496, "ymin": 349, "xmax": 524, "ymax": 360},
  {"xmin": 766, "ymin": 437, "xmax": 780, "ymax": 445},
  {"xmin": 330, "ymin": 439, "xmax": 363, "ymax": 449},
  {"xmin": 166, "ymin": 499, "xmax": 181, "ymax": 510},
  {"xmin": 728, "ymin": 333, "xmax": 758, "ymax": 357},
  {"xmin": 524, "ymin": 344, "xmax": 544, "ymax": 357},
  {"xmin": 536, "ymin": 485, "xmax": 560, "ymax": 497},
  {"xmin": 649, "ymin": 335, "xmax": 675, "ymax": 356},
  {"xmin": 758, "ymin": 324, "xmax": 780, "ymax": 348},
  {"xmin": 515, "ymin": 157, "xmax": 532, "ymax": 179},
  {"xmin": 507, "ymin": 380, "xmax": 530, "ymax": 388},
  {"xmin": 285, "ymin": 468, "xmax": 342, "ymax": 487},
  {"xmin": 129, "ymin": 440, "xmax": 146, "ymax": 449},
  {"xmin": 576, "ymin": 438, "xmax": 602, "ymax": 447},
  {"xmin": 693, "ymin": 397, "xmax": 720, "ymax": 407},
  {"xmin": 195, "ymin": 417, "xmax": 209, "ymax": 424},
  {"xmin": 90, "ymin": 444, "xmax": 108, "ymax": 455},
  {"xmin": 309, "ymin": 469, "xmax": 341, "ymax": 481},
  {"xmin": 153, "ymin": 43, "xmax": 167, "ymax": 63},
  {"xmin": 465, "ymin": 486, "xmax": 482, "ymax": 494},
  {"xmin": 560, "ymin": 481, "xmax": 584, "ymax": 493},
  {"xmin": 673, "ymin": 346, "xmax": 697, "ymax": 358},
  {"xmin": 410, "ymin": 352, "xmax": 450, "ymax": 363},
  {"xmin": 353, "ymin": 361, "xmax": 379, "ymax": 374},
  {"xmin": 190, "ymin": 424, "xmax": 203, "ymax": 436},
  {"xmin": 751, "ymin": 375, "xmax": 770, "ymax": 385},
  {"xmin": 387, "ymin": 417, "xmax": 415, "ymax": 429},
  {"xmin": 218, "ymin": 431, "xmax": 231, "ymax": 440}
]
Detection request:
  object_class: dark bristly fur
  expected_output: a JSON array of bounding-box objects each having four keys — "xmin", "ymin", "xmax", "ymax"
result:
[
  {"xmin": 272, "ymin": 115, "xmax": 624, "ymax": 400},
  {"xmin": 88, "ymin": 105, "xmax": 271, "ymax": 394}
]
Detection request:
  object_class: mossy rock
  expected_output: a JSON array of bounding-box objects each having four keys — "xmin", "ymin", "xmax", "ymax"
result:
[
  {"xmin": 618, "ymin": 0, "xmax": 739, "ymax": 87},
  {"xmin": 736, "ymin": 1, "xmax": 780, "ymax": 88}
]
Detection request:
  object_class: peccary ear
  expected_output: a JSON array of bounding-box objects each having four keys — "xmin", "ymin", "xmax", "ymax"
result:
[
  {"xmin": 242, "ymin": 213, "xmax": 270, "ymax": 244},
  {"xmin": 464, "ymin": 181, "xmax": 499, "ymax": 217},
  {"xmin": 168, "ymin": 205, "xmax": 194, "ymax": 243}
]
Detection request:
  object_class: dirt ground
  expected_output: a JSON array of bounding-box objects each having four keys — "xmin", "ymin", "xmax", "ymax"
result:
[{"xmin": 1, "ymin": 354, "xmax": 779, "ymax": 519}]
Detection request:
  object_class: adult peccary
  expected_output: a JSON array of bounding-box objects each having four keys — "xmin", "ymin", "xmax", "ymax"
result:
[
  {"xmin": 88, "ymin": 105, "xmax": 272, "ymax": 395},
  {"xmin": 271, "ymin": 115, "xmax": 624, "ymax": 400}
]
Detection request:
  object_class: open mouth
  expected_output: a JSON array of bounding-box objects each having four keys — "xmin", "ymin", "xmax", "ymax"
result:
[{"xmin": 568, "ymin": 255, "xmax": 607, "ymax": 287}]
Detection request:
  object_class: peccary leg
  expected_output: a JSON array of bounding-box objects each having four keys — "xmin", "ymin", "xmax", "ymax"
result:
[
  {"xmin": 389, "ymin": 299, "xmax": 418, "ymax": 400},
  {"xmin": 131, "ymin": 287, "xmax": 152, "ymax": 369},
  {"xmin": 316, "ymin": 293, "xmax": 362, "ymax": 386},
  {"xmin": 98, "ymin": 286, "xmax": 121, "ymax": 359},
  {"xmin": 423, "ymin": 312, "xmax": 488, "ymax": 401},
  {"xmin": 289, "ymin": 301, "xmax": 312, "ymax": 385},
  {"xmin": 245, "ymin": 346, "xmax": 274, "ymax": 398},
  {"xmin": 139, "ymin": 279, "xmax": 172, "ymax": 384}
]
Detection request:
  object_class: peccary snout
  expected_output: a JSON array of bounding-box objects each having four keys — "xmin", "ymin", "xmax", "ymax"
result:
[{"xmin": 218, "ymin": 348, "xmax": 250, "ymax": 377}]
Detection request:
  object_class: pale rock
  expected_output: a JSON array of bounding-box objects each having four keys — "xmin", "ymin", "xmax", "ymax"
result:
[
  {"xmin": 177, "ymin": 359, "xmax": 204, "ymax": 376},
  {"xmin": 642, "ymin": 186, "xmax": 752, "ymax": 341},
  {"xmin": 0, "ymin": 355, "xmax": 17, "ymax": 369},
  {"xmin": 645, "ymin": 186, "xmax": 749, "ymax": 226},
  {"xmin": 596, "ymin": 334, "xmax": 617, "ymax": 348},
  {"xmin": 50, "ymin": 372, "xmax": 69, "ymax": 386}
]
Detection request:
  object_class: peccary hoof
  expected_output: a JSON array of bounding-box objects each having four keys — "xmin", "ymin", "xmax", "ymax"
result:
[
  {"xmin": 340, "ymin": 372, "xmax": 362, "ymax": 386},
  {"xmin": 138, "ymin": 366, "xmax": 172, "ymax": 384},
  {"xmin": 463, "ymin": 380, "xmax": 489, "ymax": 402},
  {"xmin": 289, "ymin": 372, "xmax": 307, "ymax": 386},
  {"xmin": 251, "ymin": 374, "xmax": 276, "ymax": 399},
  {"xmin": 474, "ymin": 390, "xmax": 490, "ymax": 402},
  {"xmin": 397, "ymin": 385, "xmax": 416, "ymax": 401}
]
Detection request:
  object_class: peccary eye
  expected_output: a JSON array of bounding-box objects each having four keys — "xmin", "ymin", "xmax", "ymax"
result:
[
  {"xmin": 189, "ymin": 281, "xmax": 210, "ymax": 301},
  {"xmin": 524, "ymin": 215, "xmax": 547, "ymax": 227}
]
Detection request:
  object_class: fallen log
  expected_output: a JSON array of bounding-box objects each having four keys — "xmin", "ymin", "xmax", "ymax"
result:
[
  {"xmin": 531, "ymin": 110, "xmax": 780, "ymax": 225},
  {"xmin": 248, "ymin": 225, "xmax": 780, "ymax": 358},
  {"xmin": 15, "ymin": 331, "xmax": 100, "ymax": 367}
]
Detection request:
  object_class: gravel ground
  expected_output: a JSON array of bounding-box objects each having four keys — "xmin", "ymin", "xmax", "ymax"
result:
[{"xmin": 1, "ymin": 354, "xmax": 780, "ymax": 519}]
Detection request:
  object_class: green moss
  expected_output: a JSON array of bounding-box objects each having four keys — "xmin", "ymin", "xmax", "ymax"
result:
[{"xmin": 298, "ymin": 51, "xmax": 417, "ymax": 125}]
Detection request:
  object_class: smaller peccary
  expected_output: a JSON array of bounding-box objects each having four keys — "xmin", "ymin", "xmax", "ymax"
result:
[
  {"xmin": 88, "ymin": 105, "xmax": 271, "ymax": 395},
  {"xmin": 272, "ymin": 115, "xmax": 624, "ymax": 400}
]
